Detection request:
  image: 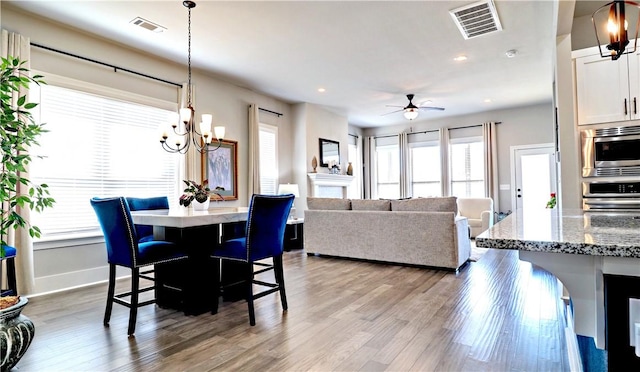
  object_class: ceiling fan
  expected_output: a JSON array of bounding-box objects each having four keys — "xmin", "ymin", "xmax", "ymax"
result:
[{"xmin": 383, "ymin": 94, "xmax": 445, "ymax": 120}]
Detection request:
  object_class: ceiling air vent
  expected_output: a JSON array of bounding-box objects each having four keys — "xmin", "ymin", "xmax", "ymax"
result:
[
  {"xmin": 450, "ymin": 0, "xmax": 502, "ymax": 40},
  {"xmin": 130, "ymin": 17, "xmax": 166, "ymax": 33}
]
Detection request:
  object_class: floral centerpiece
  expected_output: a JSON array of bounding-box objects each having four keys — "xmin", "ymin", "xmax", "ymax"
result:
[
  {"xmin": 179, "ymin": 179, "xmax": 224, "ymax": 207},
  {"xmin": 179, "ymin": 180, "xmax": 210, "ymax": 207}
]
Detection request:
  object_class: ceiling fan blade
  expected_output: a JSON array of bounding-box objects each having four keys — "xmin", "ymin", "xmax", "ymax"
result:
[
  {"xmin": 419, "ymin": 106, "xmax": 445, "ymax": 111},
  {"xmin": 385, "ymin": 104, "xmax": 405, "ymax": 108},
  {"xmin": 381, "ymin": 109, "xmax": 403, "ymax": 116}
]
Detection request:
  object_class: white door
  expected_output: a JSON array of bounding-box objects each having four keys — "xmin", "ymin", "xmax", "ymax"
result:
[{"xmin": 511, "ymin": 144, "xmax": 557, "ymax": 212}]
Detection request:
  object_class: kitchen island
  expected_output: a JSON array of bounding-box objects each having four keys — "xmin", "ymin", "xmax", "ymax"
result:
[{"xmin": 476, "ymin": 208, "xmax": 640, "ymax": 368}]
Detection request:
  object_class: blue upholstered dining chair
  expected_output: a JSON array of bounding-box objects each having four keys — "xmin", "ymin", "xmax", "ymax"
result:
[
  {"xmin": 90, "ymin": 196, "xmax": 187, "ymax": 336},
  {"xmin": 126, "ymin": 196, "xmax": 170, "ymax": 243},
  {"xmin": 0, "ymin": 245, "xmax": 18, "ymax": 296},
  {"xmin": 211, "ymin": 193, "xmax": 294, "ymax": 326}
]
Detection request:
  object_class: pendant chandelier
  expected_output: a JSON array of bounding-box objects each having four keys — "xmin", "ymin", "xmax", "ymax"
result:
[
  {"xmin": 592, "ymin": 0, "xmax": 640, "ymax": 61},
  {"xmin": 160, "ymin": 0, "xmax": 225, "ymax": 153}
]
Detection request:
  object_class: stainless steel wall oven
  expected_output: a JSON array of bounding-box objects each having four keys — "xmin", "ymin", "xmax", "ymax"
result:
[
  {"xmin": 581, "ymin": 125, "xmax": 640, "ymax": 177},
  {"xmin": 583, "ymin": 180, "xmax": 640, "ymax": 211}
]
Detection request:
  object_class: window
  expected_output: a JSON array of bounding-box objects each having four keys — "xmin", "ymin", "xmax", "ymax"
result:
[
  {"xmin": 450, "ymin": 137, "xmax": 485, "ymax": 198},
  {"xmin": 376, "ymin": 144, "xmax": 399, "ymax": 199},
  {"xmin": 30, "ymin": 82, "xmax": 179, "ymax": 240},
  {"xmin": 410, "ymin": 141, "xmax": 441, "ymax": 197},
  {"xmin": 258, "ymin": 123, "xmax": 278, "ymax": 195}
]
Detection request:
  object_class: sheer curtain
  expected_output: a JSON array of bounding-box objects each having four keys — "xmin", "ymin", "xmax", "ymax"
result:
[
  {"xmin": 247, "ymin": 104, "xmax": 261, "ymax": 201},
  {"xmin": 1, "ymin": 29, "xmax": 35, "ymax": 294},
  {"xmin": 398, "ymin": 132, "xmax": 411, "ymax": 198},
  {"xmin": 363, "ymin": 136, "xmax": 377, "ymax": 199},
  {"xmin": 439, "ymin": 128, "xmax": 451, "ymax": 197},
  {"xmin": 483, "ymin": 121, "xmax": 499, "ymax": 212}
]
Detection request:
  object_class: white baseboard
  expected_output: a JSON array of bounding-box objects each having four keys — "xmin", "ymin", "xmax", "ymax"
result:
[{"xmin": 32, "ymin": 265, "xmax": 130, "ymax": 297}]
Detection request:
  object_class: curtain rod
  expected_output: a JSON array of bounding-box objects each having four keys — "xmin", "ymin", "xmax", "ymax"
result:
[
  {"xmin": 259, "ymin": 107, "xmax": 283, "ymax": 117},
  {"xmin": 31, "ymin": 42, "xmax": 182, "ymax": 87},
  {"xmin": 348, "ymin": 133, "xmax": 359, "ymax": 138},
  {"xmin": 373, "ymin": 121, "xmax": 502, "ymax": 139}
]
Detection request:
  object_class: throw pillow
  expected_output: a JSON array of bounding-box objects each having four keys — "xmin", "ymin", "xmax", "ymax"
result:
[
  {"xmin": 307, "ymin": 197, "xmax": 351, "ymax": 210},
  {"xmin": 350, "ymin": 199, "xmax": 391, "ymax": 211}
]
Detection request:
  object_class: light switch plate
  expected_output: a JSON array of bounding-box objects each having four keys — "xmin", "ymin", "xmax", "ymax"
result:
[{"xmin": 629, "ymin": 298, "xmax": 640, "ymax": 346}]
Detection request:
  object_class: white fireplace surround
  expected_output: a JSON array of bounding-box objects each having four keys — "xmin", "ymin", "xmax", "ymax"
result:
[{"xmin": 307, "ymin": 173, "xmax": 354, "ymax": 198}]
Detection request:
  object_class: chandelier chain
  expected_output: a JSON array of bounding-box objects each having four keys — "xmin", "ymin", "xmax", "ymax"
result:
[{"xmin": 187, "ymin": 5, "xmax": 192, "ymax": 106}]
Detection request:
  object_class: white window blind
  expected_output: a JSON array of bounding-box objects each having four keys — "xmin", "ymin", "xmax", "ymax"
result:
[
  {"xmin": 410, "ymin": 141, "xmax": 441, "ymax": 197},
  {"xmin": 30, "ymin": 83, "xmax": 179, "ymax": 239},
  {"xmin": 376, "ymin": 144, "xmax": 399, "ymax": 199},
  {"xmin": 450, "ymin": 137, "xmax": 484, "ymax": 198},
  {"xmin": 259, "ymin": 123, "xmax": 278, "ymax": 195}
]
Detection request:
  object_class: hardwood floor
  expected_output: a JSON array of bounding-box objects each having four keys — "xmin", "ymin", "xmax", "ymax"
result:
[{"xmin": 15, "ymin": 248, "xmax": 570, "ymax": 371}]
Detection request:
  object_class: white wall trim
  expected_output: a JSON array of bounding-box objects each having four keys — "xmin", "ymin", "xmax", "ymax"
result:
[{"xmin": 32, "ymin": 265, "xmax": 130, "ymax": 297}]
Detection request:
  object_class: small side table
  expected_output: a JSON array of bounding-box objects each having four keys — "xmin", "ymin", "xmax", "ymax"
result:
[{"xmin": 284, "ymin": 218, "xmax": 304, "ymax": 251}]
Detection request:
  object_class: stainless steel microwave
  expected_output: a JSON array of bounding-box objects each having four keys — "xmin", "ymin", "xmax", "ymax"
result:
[{"xmin": 581, "ymin": 125, "xmax": 640, "ymax": 177}]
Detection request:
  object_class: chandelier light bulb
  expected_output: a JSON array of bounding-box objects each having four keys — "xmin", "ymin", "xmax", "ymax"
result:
[{"xmin": 214, "ymin": 126, "xmax": 225, "ymax": 140}]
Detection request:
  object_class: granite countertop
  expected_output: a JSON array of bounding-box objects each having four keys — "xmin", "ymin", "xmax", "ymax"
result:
[{"xmin": 475, "ymin": 208, "xmax": 640, "ymax": 258}]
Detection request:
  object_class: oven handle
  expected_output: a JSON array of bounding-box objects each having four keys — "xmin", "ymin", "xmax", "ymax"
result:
[{"xmin": 584, "ymin": 198, "xmax": 640, "ymax": 209}]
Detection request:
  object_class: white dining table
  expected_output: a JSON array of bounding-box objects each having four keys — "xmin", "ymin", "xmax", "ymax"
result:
[{"xmin": 130, "ymin": 206, "xmax": 250, "ymax": 315}]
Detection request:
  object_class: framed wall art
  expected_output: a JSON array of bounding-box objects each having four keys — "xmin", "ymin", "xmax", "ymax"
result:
[{"xmin": 201, "ymin": 139, "xmax": 238, "ymax": 201}]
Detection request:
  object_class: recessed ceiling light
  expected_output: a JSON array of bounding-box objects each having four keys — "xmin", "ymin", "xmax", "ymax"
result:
[
  {"xmin": 453, "ymin": 55, "xmax": 467, "ymax": 61},
  {"xmin": 317, "ymin": 88, "xmax": 326, "ymax": 93},
  {"xmin": 484, "ymin": 98, "xmax": 492, "ymax": 103},
  {"xmin": 505, "ymin": 49, "xmax": 517, "ymax": 58}
]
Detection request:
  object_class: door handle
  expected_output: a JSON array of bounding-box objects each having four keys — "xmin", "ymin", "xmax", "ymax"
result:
[
  {"xmin": 634, "ymin": 97, "xmax": 637, "ymax": 115},
  {"xmin": 625, "ymin": 98, "xmax": 628, "ymax": 116}
]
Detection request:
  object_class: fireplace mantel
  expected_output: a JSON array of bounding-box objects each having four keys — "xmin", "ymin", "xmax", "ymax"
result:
[{"xmin": 307, "ymin": 173, "xmax": 354, "ymax": 198}]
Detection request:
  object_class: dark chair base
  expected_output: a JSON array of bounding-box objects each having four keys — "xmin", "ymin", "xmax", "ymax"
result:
[
  {"xmin": 212, "ymin": 254, "xmax": 288, "ymax": 326},
  {"xmin": 0, "ymin": 255, "xmax": 17, "ymax": 297},
  {"xmin": 104, "ymin": 260, "xmax": 184, "ymax": 336}
]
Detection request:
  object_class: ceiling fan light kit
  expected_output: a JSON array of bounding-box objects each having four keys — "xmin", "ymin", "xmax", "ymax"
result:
[{"xmin": 384, "ymin": 94, "xmax": 445, "ymax": 121}]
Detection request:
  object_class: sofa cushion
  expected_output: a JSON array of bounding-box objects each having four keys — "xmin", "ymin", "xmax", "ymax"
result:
[
  {"xmin": 391, "ymin": 196, "xmax": 458, "ymax": 214},
  {"xmin": 307, "ymin": 197, "xmax": 351, "ymax": 210},
  {"xmin": 351, "ymin": 199, "xmax": 391, "ymax": 211}
]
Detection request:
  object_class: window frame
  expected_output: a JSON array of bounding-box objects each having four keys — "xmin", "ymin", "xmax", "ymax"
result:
[{"xmin": 30, "ymin": 73, "xmax": 180, "ymax": 249}]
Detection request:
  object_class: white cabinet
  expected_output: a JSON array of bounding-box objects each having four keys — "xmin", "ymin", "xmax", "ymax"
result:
[{"xmin": 575, "ymin": 48, "xmax": 640, "ymax": 125}]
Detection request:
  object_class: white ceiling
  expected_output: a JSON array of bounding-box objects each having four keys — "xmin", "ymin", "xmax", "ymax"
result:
[{"xmin": 6, "ymin": 0, "xmax": 559, "ymax": 128}]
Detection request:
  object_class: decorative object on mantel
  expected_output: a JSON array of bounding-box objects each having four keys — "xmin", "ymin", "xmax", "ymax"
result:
[
  {"xmin": 179, "ymin": 179, "xmax": 224, "ymax": 208},
  {"xmin": 328, "ymin": 161, "xmax": 341, "ymax": 174},
  {"xmin": 591, "ymin": 0, "xmax": 640, "ymax": 61},
  {"xmin": 546, "ymin": 192, "xmax": 557, "ymax": 209},
  {"xmin": 346, "ymin": 162, "xmax": 353, "ymax": 176},
  {"xmin": 0, "ymin": 296, "xmax": 34, "ymax": 371},
  {"xmin": 311, "ymin": 156, "xmax": 318, "ymax": 173},
  {"xmin": 159, "ymin": 0, "xmax": 225, "ymax": 154}
]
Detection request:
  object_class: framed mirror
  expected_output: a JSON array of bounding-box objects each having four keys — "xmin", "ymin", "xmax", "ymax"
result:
[{"xmin": 319, "ymin": 138, "xmax": 340, "ymax": 167}]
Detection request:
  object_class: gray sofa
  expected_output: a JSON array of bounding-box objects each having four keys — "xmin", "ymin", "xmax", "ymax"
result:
[{"xmin": 304, "ymin": 197, "xmax": 471, "ymax": 271}]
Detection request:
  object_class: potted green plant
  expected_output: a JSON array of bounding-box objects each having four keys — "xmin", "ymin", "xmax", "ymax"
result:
[
  {"xmin": 1, "ymin": 56, "xmax": 55, "ymax": 257},
  {"xmin": 179, "ymin": 179, "xmax": 224, "ymax": 209},
  {"xmin": 1, "ymin": 56, "xmax": 55, "ymax": 370}
]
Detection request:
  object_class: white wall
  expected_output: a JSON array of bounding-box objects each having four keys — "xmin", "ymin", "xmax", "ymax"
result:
[
  {"xmin": 3, "ymin": 5, "xmax": 296, "ymax": 294},
  {"xmin": 293, "ymin": 103, "xmax": 350, "ymax": 214},
  {"xmin": 362, "ymin": 103, "xmax": 556, "ymax": 212}
]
